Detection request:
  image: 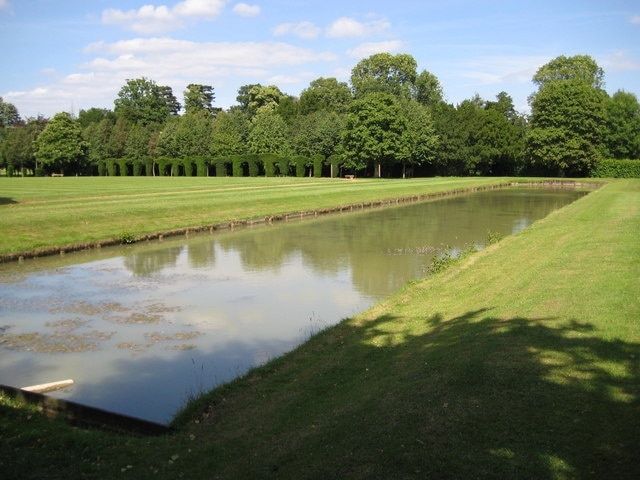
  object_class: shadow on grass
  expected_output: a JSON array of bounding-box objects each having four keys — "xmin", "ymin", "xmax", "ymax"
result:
[
  {"xmin": 192, "ymin": 308, "xmax": 640, "ymax": 479},
  {"xmin": 0, "ymin": 197, "xmax": 17, "ymax": 205}
]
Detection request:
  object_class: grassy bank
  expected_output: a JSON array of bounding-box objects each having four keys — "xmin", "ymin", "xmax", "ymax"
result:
[
  {"xmin": 1, "ymin": 179, "xmax": 638, "ymax": 479},
  {"xmin": 1, "ymin": 176, "xmax": 513, "ymax": 258}
]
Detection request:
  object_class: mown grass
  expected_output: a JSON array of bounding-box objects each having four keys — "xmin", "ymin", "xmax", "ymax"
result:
[
  {"xmin": 1, "ymin": 178, "xmax": 638, "ymax": 479},
  {"xmin": 0, "ymin": 176, "xmax": 511, "ymax": 256}
]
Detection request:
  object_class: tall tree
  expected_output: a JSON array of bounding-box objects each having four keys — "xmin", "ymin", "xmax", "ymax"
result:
[
  {"xmin": 114, "ymin": 77, "xmax": 178, "ymax": 125},
  {"xmin": 603, "ymin": 90, "xmax": 640, "ymax": 159},
  {"xmin": 0, "ymin": 97, "xmax": 21, "ymax": 128},
  {"xmin": 526, "ymin": 79, "xmax": 607, "ymax": 176},
  {"xmin": 291, "ymin": 110, "xmax": 345, "ymax": 159},
  {"xmin": 403, "ymin": 100, "xmax": 438, "ymax": 177},
  {"xmin": 1, "ymin": 117, "xmax": 47, "ymax": 175},
  {"xmin": 342, "ymin": 92, "xmax": 409, "ymax": 177},
  {"xmin": 299, "ymin": 77, "xmax": 352, "ymax": 114},
  {"xmin": 210, "ymin": 110, "xmax": 250, "ymax": 157},
  {"xmin": 413, "ymin": 70, "xmax": 444, "ymax": 108},
  {"xmin": 350, "ymin": 53, "xmax": 418, "ymax": 100},
  {"xmin": 526, "ymin": 55, "xmax": 608, "ymax": 176},
  {"xmin": 183, "ymin": 84, "xmax": 217, "ymax": 115},
  {"xmin": 34, "ymin": 112, "xmax": 88, "ymax": 175},
  {"xmin": 532, "ymin": 54, "xmax": 605, "ymax": 90},
  {"xmin": 247, "ymin": 110, "xmax": 291, "ymax": 156}
]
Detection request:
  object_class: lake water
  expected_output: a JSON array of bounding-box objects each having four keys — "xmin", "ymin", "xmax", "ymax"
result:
[{"xmin": 0, "ymin": 187, "xmax": 586, "ymax": 423}]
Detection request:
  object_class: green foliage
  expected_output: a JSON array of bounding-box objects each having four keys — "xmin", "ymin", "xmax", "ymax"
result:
[
  {"xmin": 210, "ymin": 110, "xmax": 249, "ymax": 157},
  {"xmin": 527, "ymin": 79, "xmax": 607, "ymax": 176},
  {"xmin": 532, "ymin": 54, "xmax": 605, "ymax": 90},
  {"xmin": 0, "ymin": 96, "xmax": 21, "ymax": 128},
  {"xmin": 428, "ymin": 244, "xmax": 478, "ymax": 274},
  {"xmin": 119, "ymin": 231, "xmax": 135, "ymax": 244},
  {"xmin": 342, "ymin": 92, "xmax": 409, "ymax": 176},
  {"xmin": 34, "ymin": 112, "xmax": 89, "ymax": 175},
  {"xmin": 114, "ymin": 77, "xmax": 178, "ymax": 125},
  {"xmin": 183, "ymin": 84, "xmax": 216, "ymax": 115},
  {"xmin": 248, "ymin": 110, "xmax": 291, "ymax": 156},
  {"xmin": 603, "ymin": 90, "xmax": 640, "ymax": 159},
  {"xmin": 592, "ymin": 159, "xmax": 640, "ymax": 178},
  {"xmin": 299, "ymin": 77, "xmax": 352, "ymax": 115},
  {"xmin": 291, "ymin": 110, "xmax": 345, "ymax": 160},
  {"xmin": 350, "ymin": 52, "xmax": 418, "ymax": 100},
  {"xmin": 260, "ymin": 153, "xmax": 280, "ymax": 177}
]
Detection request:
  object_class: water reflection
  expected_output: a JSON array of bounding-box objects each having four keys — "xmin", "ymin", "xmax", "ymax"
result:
[{"xmin": 0, "ymin": 188, "xmax": 586, "ymax": 423}]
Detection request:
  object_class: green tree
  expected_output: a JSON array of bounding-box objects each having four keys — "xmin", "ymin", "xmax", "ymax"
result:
[
  {"xmin": 603, "ymin": 90, "xmax": 640, "ymax": 159},
  {"xmin": 350, "ymin": 53, "xmax": 418, "ymax": 100},
  {"xmin": 34, "ymin": 112, "xmax": 88, "ymax": 175},
  {"xmin": 403, "ymin": 100, "xmax": 438, "ymax": 177},
  {"xmin": 248, "ymin": 110, "xmax": 291, "ymax": 156},
  {"xmin": 291, "ymin": 110, "xmax": 345, "ymax": 159},
  {"xmin": 183, "ymin": 84, "xmax": 218, "ymax": 115},
  {"xmin": 234, "ymin": 83, "xmax": 262, "ymax": 112},
  {"xmin": 247, "ymin": 85, "xmax": 284, "ymax": 116},
  {"xmin": 526, "ymin": 79, "xmax": 607, "ymax": 176},
  {"xmin": 83, "ymin": 116, "xmax": 115, "ymax": 167},
  {"xmin": 1, "ymin": 117, "xmax": 47, "ymax": 175},
  {"xmin": 299, "ymin": 77, "xmax": 352, "ymax": 114},
  {"xmin": 532, "ymin": 54, "xmax": 605, "ymax": 90},
  {"xmin": 0, "ymin": 97, "xmax": 21, "ymax": 128},
  {"xmin": 210, "ymin": 110, "xmax": 250, "ymax": 157},
  {"xmin": 342, "ymin": 92, "xmax": 409, "ymax": 177},
  {"xmin": 77, "ymin": 108, "xmax": 114, "ymax": 129},
  {"xmin": 114, "ymin": 77, "xmax": 178, "ymax": 125},
  {"xmin": 413, "ymin": 70, "xmax": 444, "ymax": 108}
]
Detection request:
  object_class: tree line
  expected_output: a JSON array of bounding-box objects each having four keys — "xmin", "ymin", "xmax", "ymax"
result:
[{"xmin": 1, "ymin": 53, "xmax": 638, "ymax": 178}]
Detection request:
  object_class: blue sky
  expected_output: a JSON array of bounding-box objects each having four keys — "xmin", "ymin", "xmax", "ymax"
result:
[{"xmin": 1, "ymin": 0, "xmax": 639, "ymax": 119}]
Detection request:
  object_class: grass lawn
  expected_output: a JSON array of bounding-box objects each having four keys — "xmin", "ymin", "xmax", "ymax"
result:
[{"xmin": 1, "ymin": 178, "xmax": 638, "ymax": 479}]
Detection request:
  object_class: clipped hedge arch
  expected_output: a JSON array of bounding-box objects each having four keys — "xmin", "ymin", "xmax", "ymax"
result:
[
  {"xmin": 260, "ymin": 153, "xmax": 280, "ymax": 177},
  {"xmin": 312, "ymin": 154, "xmax": 324, "ymax": 178}
]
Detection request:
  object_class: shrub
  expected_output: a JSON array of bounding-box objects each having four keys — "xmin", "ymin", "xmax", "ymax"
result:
[{"xmin": 591, "ymin": 159, "xmax": 640, "ymax": 178}]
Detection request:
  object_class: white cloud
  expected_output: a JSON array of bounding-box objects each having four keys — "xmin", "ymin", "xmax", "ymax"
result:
[
  {"xmin": 233, "ymin": 3, "xmax": 260, "ymax": 17},
  {"xmin": 600, "ymin": 50, "xmax": 640, "ymax": 72},
  {"xmin": 346, "ymin": 40, "xmax": 405, "ymax": 58},
  {"xmin": 6, "ymin": 37, "xmax": 340, "ymax": 117},
  {"xmin": 273, "ymin": 21, "xmax": 322, "ymax": 39},
  {"xmin": 102, "ymin": 0, "xmax": 227, "ymax": 34},
  {"xmin": 326, "ymin": 16, "xmax": 390, "ymax": 38},
  {"xmin": 631, "ymin": 15, "xmax": 640, "ymax": 24},
  {"xmin": 457, "ymin": 55, "xmax": 548, "ymax": 86},
  {"xmin": 0, "ymin": 0, "xmax": 12, "ymax": 13}
]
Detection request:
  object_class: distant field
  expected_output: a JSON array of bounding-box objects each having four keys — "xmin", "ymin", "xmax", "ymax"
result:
[{"xmin": 0, "ymin": 176, "xmax": 512, "ymax": 257}]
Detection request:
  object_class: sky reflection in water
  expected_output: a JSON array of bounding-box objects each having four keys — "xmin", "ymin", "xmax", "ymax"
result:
[{"xmin": 0, "ymin": 188, "xmax": 585, "ymax": 423}]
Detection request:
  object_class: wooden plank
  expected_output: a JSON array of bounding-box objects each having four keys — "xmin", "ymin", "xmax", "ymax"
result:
[{"xmin": 20, "ymin": 379, "xmax": 74, "ymax": 393}]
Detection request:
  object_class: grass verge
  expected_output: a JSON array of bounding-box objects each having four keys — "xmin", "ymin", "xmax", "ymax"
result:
[{"xmin": 1, "ymin": 179, "xmax": 638, "ymax": 479}]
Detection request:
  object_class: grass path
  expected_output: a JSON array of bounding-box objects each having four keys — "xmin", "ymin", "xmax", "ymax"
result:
[{"xmin": 1, "ymin": 178, "xmax": 638, "ymax": 479}]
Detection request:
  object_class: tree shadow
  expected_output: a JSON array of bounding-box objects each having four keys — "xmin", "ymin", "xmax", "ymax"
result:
[
  {"xmin": 199, "ymin": 308, "xmax": 639, "ymax": 478},
  {"xmin": 308, "ymin": 309, "xmax": 640, "ymax": 479}
]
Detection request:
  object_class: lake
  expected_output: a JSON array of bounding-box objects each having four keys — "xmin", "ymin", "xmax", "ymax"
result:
[{"xmin": 0, "ymin": 187, "xmax": 587, "ymax": 423}]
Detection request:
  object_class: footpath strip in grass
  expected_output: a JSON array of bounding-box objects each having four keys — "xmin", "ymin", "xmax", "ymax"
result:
[
  {"xmin": 1, "ymin": 179, "xmax": 637, "ymax": 480},
  {"xmin": 0, "ymin": 176, "xmax": 509, "ymax": 258}
]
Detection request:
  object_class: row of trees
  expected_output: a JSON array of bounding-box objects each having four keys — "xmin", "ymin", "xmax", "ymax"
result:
[{"xmin": 1, "ymin": 53, "xmax": 639, "ymax": 178}]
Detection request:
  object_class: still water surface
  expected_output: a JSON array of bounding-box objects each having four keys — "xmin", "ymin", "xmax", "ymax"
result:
[{"xmin": 0, "ymin": 188, "xmax": 585, "ymax": 423}]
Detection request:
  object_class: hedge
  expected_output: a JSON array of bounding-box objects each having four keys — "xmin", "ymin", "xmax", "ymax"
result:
[{"xmin": 592, "ymin": 159, "xmax": 640, "ymax": 178}]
